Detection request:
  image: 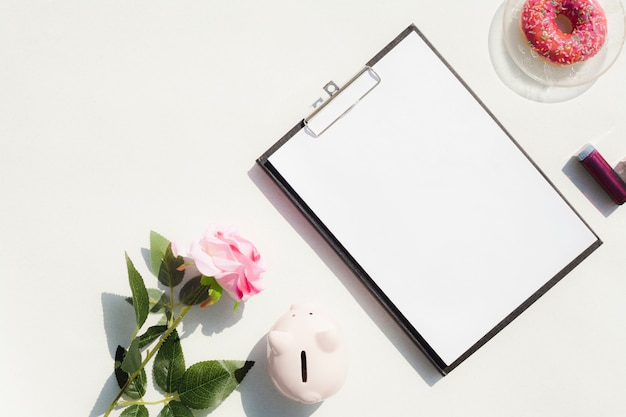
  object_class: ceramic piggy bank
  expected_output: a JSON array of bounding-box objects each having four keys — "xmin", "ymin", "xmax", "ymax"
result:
[{"xmin": 267, "ymin": 304, "xmax": 348, "ymax": 404}]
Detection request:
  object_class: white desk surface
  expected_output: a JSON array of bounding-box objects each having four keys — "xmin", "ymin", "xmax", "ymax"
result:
[{"xmin": 1, "ymin": 1, "xmax": 625, "ymax": 416}]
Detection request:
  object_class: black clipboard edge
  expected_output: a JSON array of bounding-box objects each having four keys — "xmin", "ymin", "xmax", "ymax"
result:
[
  {"xmin": 256, "ymin": 24, "xmax": 603, "ymax": 376},
  {"xmin": 445, "ymin": 237, "xmax": 602, "ymax": 373}
]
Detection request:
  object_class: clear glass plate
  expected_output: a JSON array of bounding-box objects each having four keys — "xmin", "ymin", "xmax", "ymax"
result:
[{"xmin": 503, "ymin": 0, "xmax": 626, "ymax": 87}]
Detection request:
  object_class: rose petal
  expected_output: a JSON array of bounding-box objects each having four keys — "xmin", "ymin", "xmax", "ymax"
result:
[
  {"xmin": 171, "ymin": 240, "xmax": 188, "ymax": 258},
  {"xmin": 184, "ymin": 225, "xmax": 265, "ymax": 302}
]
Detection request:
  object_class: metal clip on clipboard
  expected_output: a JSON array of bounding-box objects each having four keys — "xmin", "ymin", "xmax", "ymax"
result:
[{"xmin": 303, "ymin": 66, "xmax": 381, "ymax": 138}]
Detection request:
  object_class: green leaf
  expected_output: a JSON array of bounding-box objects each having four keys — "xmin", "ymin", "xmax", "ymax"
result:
[
  {"xmin": 150, "ymin": 231, "xmax": 185, "ymax": 288},
  {"xmin": 153, "ymin": 329, "xmax": 185, "ymax": 393},
  {"xmin": 148, "ymin": 288, "xmax": 170, "ymax": 313},
  {"xmin": 137, "ymin": 325, "xmax": 168, "ymax": 349},
  {"xmin": 114, "ymin": 345, "xmax": 129, "ymax": 388},
  {"xmin": 224, "ymin": 359, "xmax": 255, "ymax": 384},
  {"xmin": 125, "ymin": 288, "xmax": 169, "ymax": 314},
  {"xmin": 179, "ymin": 276, "xmax": 210, "ymax": 306},
  {"xmin": 124, "ymin": 367, "xmax": 147, "ymax": 400},
  {"xmin": 157, "ymin": 401, "xmax": 194, "ymax": 417},
  {"xmin": 157, "ymin": 244, "xmax": 185, "ymax": 288},
  {"xmin": 114, "ymin": 345, "xmax": 147, "ymax": 400},
  {"xmin": 150, "ymin": 230, "xmax": 170, "ymax": 276},
  {"xmin": 156, "ymin": 311, "xmax": 172, "ymax": 326},
  {"xmin": 126, "ymin": 253, "xmax": 149, "ymax": 329},
  {"xmin": 121, "ymin": 337, "xmax": 142, "ymax": 374},
  {"xmin": 199, "ymin": 275, "xmax": 213, "ymax": 286},
  {"xmin": 120, "ymin": 404, "xmax": 149, "ymax": 417},
  {"xmin": 177, "ymin": 360, "xmax": 255, "ymax": 410},
  {"xmin": 199, "ymin": 276, "xmax": 223, "ymax": 306},
  {"xmin": 209, "ymin": 286, "xmax": 223, "ymax": 306}
]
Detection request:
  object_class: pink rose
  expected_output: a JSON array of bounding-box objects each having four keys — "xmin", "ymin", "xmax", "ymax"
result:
[{"xmin": 174, "ymin": 225, "xmax": 265, "ymax": 302}]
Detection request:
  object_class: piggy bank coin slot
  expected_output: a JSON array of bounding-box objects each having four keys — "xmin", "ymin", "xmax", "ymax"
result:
[{"xmin": 301, "ymin": 350, "xmax": 308, "ymax": 383}]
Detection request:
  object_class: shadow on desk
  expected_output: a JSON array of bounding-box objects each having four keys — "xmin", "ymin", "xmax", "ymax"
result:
[{"xmin": 248, "ymin": 164, "xmax": 442, "ymax": 387}]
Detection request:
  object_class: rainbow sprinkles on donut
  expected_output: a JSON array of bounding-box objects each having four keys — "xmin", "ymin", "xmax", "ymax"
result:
[{"xmin": 520, "ymin": 0, "xmax": 608, "ymax": 65}]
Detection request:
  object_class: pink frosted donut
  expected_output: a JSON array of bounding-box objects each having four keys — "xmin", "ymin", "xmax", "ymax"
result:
[{"xmin": 521, "ymin": 0, "xmax": 608, "ymax": 65}]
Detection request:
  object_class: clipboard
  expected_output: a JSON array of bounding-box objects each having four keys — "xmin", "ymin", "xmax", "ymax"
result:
[{"xmin": 257, "ymin": 24, "xmax": 601, "ymax": 375}]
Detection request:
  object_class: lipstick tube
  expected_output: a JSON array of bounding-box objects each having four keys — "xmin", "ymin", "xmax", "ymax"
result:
[{"xmin": 577, "ymin": 144, "xmax": 626, "ymax": 205}]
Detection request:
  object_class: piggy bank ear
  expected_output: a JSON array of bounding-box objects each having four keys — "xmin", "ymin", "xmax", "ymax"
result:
[
  {"xmin": 290, "ymin": 303, "xmax": 315, "ymax": 312},
  {"xmin": 268, "ymin": 331, "xmax": 293, "ymax": 355},
  {"xmin": 316, "ymin": 327, "xmax": 341, "ymax": 352}
]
